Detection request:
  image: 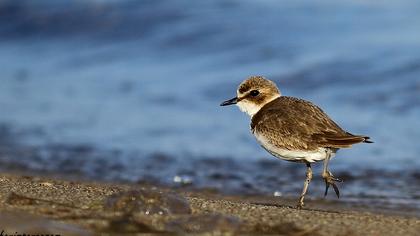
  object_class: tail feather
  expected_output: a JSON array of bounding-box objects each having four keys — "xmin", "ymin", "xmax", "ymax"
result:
[
  {"xmin": 363, "ymin": 137, "xmax": 373, "ymax": 143},
  {"xmin": 317, "ymin": 133, "xmax": 373, "ymax": 148},
  {"xmin": 346, "ymin": 132, "xmax": 373, "ymax": 144}
]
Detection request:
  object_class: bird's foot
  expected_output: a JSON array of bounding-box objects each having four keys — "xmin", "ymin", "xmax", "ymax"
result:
[
  {"xmin": 297, "ymin": 196, "xmax": 305, "ymax": 209},
  {"xmin": 323, "ymin": 171, "xmax": 342, "ymax": 198}
]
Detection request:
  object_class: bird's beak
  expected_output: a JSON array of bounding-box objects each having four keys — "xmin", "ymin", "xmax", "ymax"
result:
[{"xmin": 220, "ymin": 97, "xmax": 238, "ymax": 106}]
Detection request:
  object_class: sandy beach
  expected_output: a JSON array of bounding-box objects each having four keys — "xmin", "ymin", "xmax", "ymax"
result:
[{"xmin": 0, "ymin": 172, "xmax": 418, "ymax": 236}]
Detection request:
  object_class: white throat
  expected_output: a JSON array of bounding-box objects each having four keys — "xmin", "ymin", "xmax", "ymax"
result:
[{"xmin": 236, "ymin": 95, "xmax": 280, "ymax": 117}]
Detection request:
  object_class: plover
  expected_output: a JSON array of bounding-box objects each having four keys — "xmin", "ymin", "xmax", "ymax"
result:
[{"xmin": 220, "ymin": 76, "xmax": 372, "ymax": 208}]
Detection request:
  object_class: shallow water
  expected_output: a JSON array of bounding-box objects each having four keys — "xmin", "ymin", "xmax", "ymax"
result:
[{"xmin": 0, "ymin": 0, "xmax": 419, "ymax": 210}]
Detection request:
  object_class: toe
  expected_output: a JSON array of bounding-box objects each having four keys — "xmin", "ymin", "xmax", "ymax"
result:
[
  {"xmin": 332, "ymin": 183, "xmax": 340, "ymax": 198},
  {"xmin": 324, "ymin": 182, "xmax": 330, "ymax": 197}
]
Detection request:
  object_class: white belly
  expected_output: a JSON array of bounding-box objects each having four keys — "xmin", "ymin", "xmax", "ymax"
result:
[{"xmin": 254, "ymin": 132, "xmax": 333, "ymax": 163}]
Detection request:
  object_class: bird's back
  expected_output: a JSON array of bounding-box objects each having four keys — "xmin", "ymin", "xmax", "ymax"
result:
[{"xmin": 251, "ymin": 96, "xmax": 371, "ymax": 151}]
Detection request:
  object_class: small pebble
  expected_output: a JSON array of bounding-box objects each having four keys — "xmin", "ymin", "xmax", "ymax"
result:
[
  {"xmin": 173, "ymin": 175, "xmax": 193, "ymax": 185},
  {"xmin": 273, "ymin": 191, "xmax": 282, "ymax": 197},
  {"xmin": 40, "ymin": 182, "xmax": 54, "ymax": 187}
]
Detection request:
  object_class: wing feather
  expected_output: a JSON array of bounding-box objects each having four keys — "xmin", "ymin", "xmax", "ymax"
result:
[{"xmin": 251, "ymin": 97, "xmax": 371, "ymax": 150}]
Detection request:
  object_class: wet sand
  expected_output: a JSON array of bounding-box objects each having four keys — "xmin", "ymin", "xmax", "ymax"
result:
[{"xmin": 0, "ymin": 173, "xmax": 418, "ymax": 235}]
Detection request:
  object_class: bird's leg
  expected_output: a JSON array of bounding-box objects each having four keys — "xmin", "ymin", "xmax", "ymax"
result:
[
  {"xmin": 297, "ymin": 163, "xmax": 312, "ymax": 209},
  {"xmin": 322, "ymin": 150, "xmax": 342, "ymax": 198}
]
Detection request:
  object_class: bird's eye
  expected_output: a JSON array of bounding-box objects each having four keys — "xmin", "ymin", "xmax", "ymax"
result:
[{"xmin": 250, "ymin": 90, "xmax": 259, "ymax": 97}]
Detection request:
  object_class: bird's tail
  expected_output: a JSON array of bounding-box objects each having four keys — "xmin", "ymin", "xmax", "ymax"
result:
[
  {"xmin": 318, "ymin": 132, "xmax": 373, "ymax": 148},
  {"xmin": 362, "ymin": 136, "xmax": 373, "ymax": 143},
  {"xmin": 346, "ymin": 132, "xmax": 373, "ymax": 144}
]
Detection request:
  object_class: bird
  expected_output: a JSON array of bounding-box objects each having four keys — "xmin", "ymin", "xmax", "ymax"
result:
[{"xmin": 220, "ymin": 76, "xmax": 372, "ymax": 208}]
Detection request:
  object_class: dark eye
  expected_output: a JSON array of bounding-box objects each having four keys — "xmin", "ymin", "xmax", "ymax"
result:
[{"xmin": 250, "ymin": 90, "xmax": 259, "ymax": 97}]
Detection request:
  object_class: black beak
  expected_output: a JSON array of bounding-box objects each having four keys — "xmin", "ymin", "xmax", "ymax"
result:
[{"xmin": 220, "ymin": 97, "xmax": 238, "ymax": 106}]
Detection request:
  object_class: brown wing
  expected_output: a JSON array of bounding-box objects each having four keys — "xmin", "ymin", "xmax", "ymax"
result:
[{"xmin": 251, "ymin": 97, "xmax": 371, "ymax": 150}]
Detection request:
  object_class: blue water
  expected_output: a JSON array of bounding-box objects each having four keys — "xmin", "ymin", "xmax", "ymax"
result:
[{"xmin": 0, "ymin": 0, "xmax": 419, "ymax": 211}]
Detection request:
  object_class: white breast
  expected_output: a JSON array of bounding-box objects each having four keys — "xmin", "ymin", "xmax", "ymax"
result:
[{"xmin": 253, "ymin": 131, "xmax": 332, "ymax": 163}]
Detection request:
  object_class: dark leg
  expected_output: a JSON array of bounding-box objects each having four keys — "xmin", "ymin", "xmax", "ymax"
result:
[
  {"xmin": 322, "ymin": 150, "xmax": 342, "ymax": 198},
  {"xmin": 297, "ymin": 163, "xmax": 312, "ymax": 209}
]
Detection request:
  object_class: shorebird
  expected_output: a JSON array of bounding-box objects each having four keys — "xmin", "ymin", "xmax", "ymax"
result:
[{"xmin": 220, "ymin": 76, "xmax": 372, "ymax": 208}]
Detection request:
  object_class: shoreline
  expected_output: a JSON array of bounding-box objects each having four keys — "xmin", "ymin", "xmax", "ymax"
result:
[{"xmin": 0, "ymin": 172, "xmax": 418, "ymax": 235}]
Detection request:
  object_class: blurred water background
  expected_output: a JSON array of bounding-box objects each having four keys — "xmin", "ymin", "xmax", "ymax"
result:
[{"xmin": 0, "ymin": 0, "xmax": 419, "ymax": 212}]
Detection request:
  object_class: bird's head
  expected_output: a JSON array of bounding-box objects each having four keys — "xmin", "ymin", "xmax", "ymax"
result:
[{"xmin": 220, "ymin": 76, "xmax": 281, "ymax": 117}]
